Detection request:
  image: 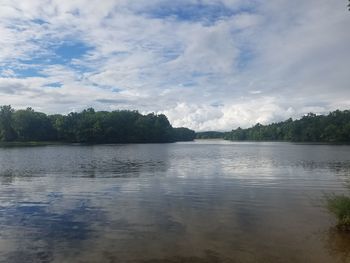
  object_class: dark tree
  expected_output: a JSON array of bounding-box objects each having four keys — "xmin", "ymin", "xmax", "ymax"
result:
[
  {"xmin": 195, "ymin": 131, "xmax": 226, "ymax": 139},
  {"xmin": 0, "ymin": 106, "xmax": 195, "ymax": 144},
  {"xmin": 0, "ymin": 105, "xmax": 16, "ymax": 141},
  {"xmin": 224, "ymin": 109, "xmax": 350, "ymax": 143},
  {"xmin": 173, "ymin": 127, "xmax": 196, "ymax": 141}
]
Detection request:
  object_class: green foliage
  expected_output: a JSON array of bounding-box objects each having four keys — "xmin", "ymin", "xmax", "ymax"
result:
[
  {"xmin": 173, "ymin": 127, "xmax": 196, "ymax": 141},
  {"xmin": 225, "ymin": 110, "xmax": 350, "ymax": 142},
  {"xmin": 196, "ymin": 131, "xmax": 226, "ymax": 139},
  {"xmin": 0, "ymin": 105, "xmax": 16, "ymax": 141},
  {"xmin": 13, "ymin": 108, "xmax": 56, "ymax": 141},
  {"xmin": 326, "ymin": 194, "xmax": 350, "ymax": 231},
  {"xmin": 0, "ymin": 106, "xmax": 195, "ymax": 143}
]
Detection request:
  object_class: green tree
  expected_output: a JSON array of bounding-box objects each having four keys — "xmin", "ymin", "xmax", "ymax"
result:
[
  {"xmin": 0, "ymin": 105, "xmax": 16, "ymax": 141},
  {"xmin": 225, "ymin": 110, "xmax": 350, "ymax": 143},
  {"xmin": 0, "ymin": 105, "xmax": 195, "ymax": 144},
  {"xmin": 13, "ymin": 108, "xmax": 55, "ymax": 141}
]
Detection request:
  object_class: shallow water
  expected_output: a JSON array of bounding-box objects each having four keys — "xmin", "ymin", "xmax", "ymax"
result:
[{"xmin": 0, "ymin": 140, "xmax": 349, "ymax": 262}]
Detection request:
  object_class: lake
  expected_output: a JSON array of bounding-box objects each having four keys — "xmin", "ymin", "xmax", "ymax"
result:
[{"xmin": 0, "ymin": 140, "xmax": 349, "ymax": 263}]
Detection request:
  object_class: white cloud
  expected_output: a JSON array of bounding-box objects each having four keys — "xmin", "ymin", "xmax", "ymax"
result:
[
  {"xmin": 0, "ymin": 0, "xmax": 349, "ymax": 130},
  {"xmin": 162, "ymin": 96, "xmax": 307, "ymax": 131}
]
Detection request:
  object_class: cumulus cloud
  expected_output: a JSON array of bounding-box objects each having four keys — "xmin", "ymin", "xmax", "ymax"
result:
[
  {"xmin": 161, "ymin": 96, "xmax": 317, "ymax": 131},
  {"xmin": 0, "ymin": 0, "xmax": 349, "ymax": 130}
]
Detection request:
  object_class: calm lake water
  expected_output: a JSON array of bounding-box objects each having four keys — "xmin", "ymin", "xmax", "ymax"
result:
[{"xmin": 0, "ymin": 140, "xmax": 350, "ymax": 263}]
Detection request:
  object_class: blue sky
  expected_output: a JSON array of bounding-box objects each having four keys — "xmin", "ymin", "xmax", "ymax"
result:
[{"xmin": 0, "ymin": 0, "xmax": 349, "ymax": 131}]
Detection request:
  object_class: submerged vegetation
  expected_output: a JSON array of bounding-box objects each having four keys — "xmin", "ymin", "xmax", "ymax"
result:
[
  {"xmin": 224, "ymin": 109, "xmax": 350, "ymax": 142},
  {"xmin": 326, "ymin": 194, "xmax": 350, "ymax": 231},
  {"xmin": 0, "ymin": 105, "xmax": 195, "ymax": 143}
]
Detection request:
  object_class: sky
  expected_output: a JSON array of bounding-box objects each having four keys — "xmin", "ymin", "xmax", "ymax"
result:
[{"xmin": 0, "ymin": 0, "xmax": 349, "ymax": 131}]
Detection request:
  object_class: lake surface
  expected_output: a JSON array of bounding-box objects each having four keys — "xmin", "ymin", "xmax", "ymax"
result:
[{"xmin": 0, "ymin": 140, "xmax": 350, "ymax": 263}]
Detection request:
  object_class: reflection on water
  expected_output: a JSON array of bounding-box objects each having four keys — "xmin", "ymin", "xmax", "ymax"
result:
[{"xmin": 0, "ymin": 141, "xmax": 350, "ymax": 262}]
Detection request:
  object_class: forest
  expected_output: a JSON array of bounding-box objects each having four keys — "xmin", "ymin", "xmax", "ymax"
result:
[
  {"xmin": 224, "ymin": 109, "xmax": 350, "ymax": 142},
  {"xmin": 0, "ymin": 105, "xmax": 195, "ymax": 143},
  {"xmin": 196, "ymin": 131, "xmax": 225, "ymax": 139}
]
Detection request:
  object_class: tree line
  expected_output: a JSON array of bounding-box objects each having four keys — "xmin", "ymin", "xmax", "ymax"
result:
[
  {"xmin": 0, "ymin": 105, "xmax": 195, "ymax": 143},
  {"xmin": 224, "ymin": 109, "xmax": 350, "ymax": 142},
  {"xmin": 196, "ymin": 131, "xmax": 225, "ymax": 139}
]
